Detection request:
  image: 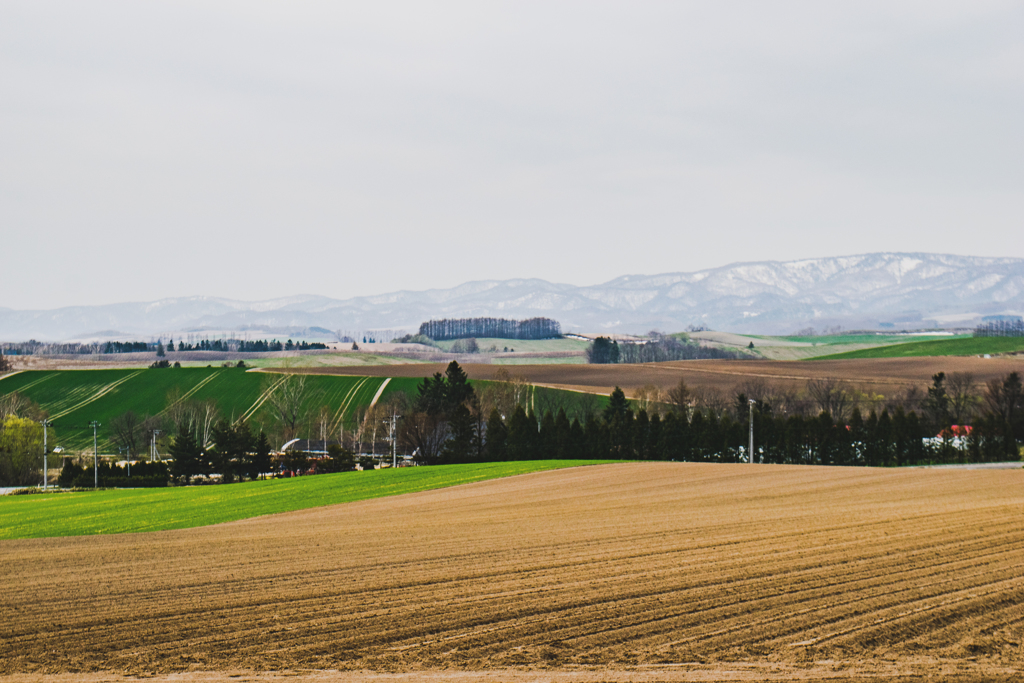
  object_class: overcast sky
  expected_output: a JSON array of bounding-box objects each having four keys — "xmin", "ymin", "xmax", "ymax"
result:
[{"xmin": 2, "ymin": 1, "xmax": 1022, "ymax": 310}]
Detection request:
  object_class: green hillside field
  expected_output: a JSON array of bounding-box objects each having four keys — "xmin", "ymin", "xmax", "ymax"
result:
[
  {"xmin": 814, "ymin": 336, "xmax": 1024, "ymax": 360},
  {"xmin": 0, "ymin": 368, "xmax": 419, "ymax": 453},
  {"xmin": 0, "ymin": 368, "xmax": 611, "ymax": 454},
  {"xmin": 0, "ymin": 460, "xmax": 615, "ymax": 539}
]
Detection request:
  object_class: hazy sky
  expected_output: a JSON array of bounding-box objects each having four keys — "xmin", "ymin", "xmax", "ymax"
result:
[{"xmin": 2, "ymin": 1, "xmax": 1022, "ymax": 310}]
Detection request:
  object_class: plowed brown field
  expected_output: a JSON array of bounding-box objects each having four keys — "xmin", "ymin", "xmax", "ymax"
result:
[
  {"xmin": 3, "ymin": 463, "xmax": 1023, "ymax": 682},
  {"xmin": 276, "ymin": 357, "xmax": 1024, "ymax": 397}
]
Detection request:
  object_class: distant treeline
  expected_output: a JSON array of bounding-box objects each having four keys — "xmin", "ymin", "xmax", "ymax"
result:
[
  {"xmin": 1, "ymin": 338, "xmax": 329, "ymax": 357},
  {"xmin": 177, "ymin": 339, "xmax": 326, "ymax": 352},
  {"xmin": 419, "ymin": 317, "xmax": 561, "ymax": 341},
  {"xmin": 974, "ymin": 318, "xmax": 1024, "ymax": 337},
  {"xmin": 104, "ymin": 341, "xmax": 151, "ymax": 353},
  {"xmin": 2, "ymin": 341, "xmax": 98, "ymax": 355},
  {"xmin": 587, "ymin": 334, "xmax": 746, "ymax": 364}
]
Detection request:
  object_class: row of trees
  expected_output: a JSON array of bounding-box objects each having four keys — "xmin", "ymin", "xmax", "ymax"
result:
[
  {"xmin": 418, "ymin": 317, "xmax": 561, "ymax": 341},
  {"xmin": 103, "ymin": 341, "xmax": 151, "ymax": 353},
  {"xmin": 177, "ymin": 339, "xmax": 328, "ymax": 352},
  {"xmin": 587, "ymin": 334, "xmax": 745, "ymax": 364},
  {"xmin": 974, "ymin": 318, "xmax": 1024, "ymax": 337},
  {"xmin": 168, "ymin": 421, "xmax": 275, "ymax": 484},
  {"xmin": 396, "ymin": 364, "xmax": 1023, "ymax": 466}
]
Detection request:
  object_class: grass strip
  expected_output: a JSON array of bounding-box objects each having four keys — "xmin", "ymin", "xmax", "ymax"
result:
[
  {"xmin": 0, "ymin": 460, "xmax": 614, "ymax": 540},
  {"xmin": 813, "ymin": 336, "xmax": 1024, "ymax": 360}
]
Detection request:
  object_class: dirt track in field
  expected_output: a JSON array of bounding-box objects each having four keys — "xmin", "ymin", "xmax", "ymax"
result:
[
  {"xmin": 3, "ymin": 463, "xmax": 1024, "ymax": 682},
  {"xmin": 274, "ymin": 356, "xmax": 1024, "ymax": 396}
]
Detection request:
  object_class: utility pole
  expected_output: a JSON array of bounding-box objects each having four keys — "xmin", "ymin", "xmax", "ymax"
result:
[
  {"xmin": 42, "ymin": 419, "xmax": 49, "ymax": 490},
  {"xmin": 387, "ymin": 412, "xmax": 400, "ymax": 468},
  {"xmin": 90, "ymin": 421, "xmax": 100, "ymax": 488},
  {"xmin": 152, "ymin": 430, "xmax": 161, "ymax": 462},
  {"xmin": 748, "ymin": 399, "xmax": 756, "ymax": 465}
]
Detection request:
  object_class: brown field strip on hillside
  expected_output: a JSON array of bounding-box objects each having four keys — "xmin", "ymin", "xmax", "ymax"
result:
[
  {"xmin": 271, "ymin": 356, "xmax": 1024, "ymax": 397},
  {"xmin": 2, "ymin": 463, "xmax": 1024, "ymax": 682}
]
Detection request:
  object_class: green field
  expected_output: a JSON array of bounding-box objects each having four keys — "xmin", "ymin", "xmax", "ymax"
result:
[
  {"xmin": 761, "ymin": 333, "xmax": 961, "ymax": 346},
  {"xmin": 814, "ymin": 336, "xmax": 1024, "ymax": 360},
  {"xmin": 0, "ymin": 368, "xmax": 609, "ymax": 453},
  {"xmin": 0, "ymin": 461, "xmax": 612, "ymax": 539},
  {"xmin": 0, "ymin": 368, "xmax": 421, "ymax": 452}
]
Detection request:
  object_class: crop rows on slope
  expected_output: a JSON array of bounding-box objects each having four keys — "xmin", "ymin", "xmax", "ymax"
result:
[
  {"xmin": 0, "ymin": 369, "xmax": 408, "ymax": 452},
  {"xmin": 1, "ymin": 462, "xmax": 1022, "ymax": 679}
]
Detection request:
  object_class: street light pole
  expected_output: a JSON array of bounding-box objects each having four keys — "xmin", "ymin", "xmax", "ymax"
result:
[
  {"xmin": 388, "ymin": 413, "xmax": 401, "ymax": 468},
  {"xmin": 42, "ymin": 419, "xmax": 49, "ymax": 490},
  {"xmin": 748, "ymin": 399, "xmax": 756, "ymax": 465},
  {"xmin": 90, "ymin": 421, "xmax": 100, "ymax": 488}
]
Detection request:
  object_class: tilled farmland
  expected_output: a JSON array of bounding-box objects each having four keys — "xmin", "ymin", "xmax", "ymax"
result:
[
  {"xmin": 2, "ymin": 462, "xmax": 1023, "ymax": 682},
  {"xmin": 285, "ymin": 356, "xmax": 1024, "ymax": 397}
]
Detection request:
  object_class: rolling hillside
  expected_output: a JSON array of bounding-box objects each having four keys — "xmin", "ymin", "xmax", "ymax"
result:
[
  {"xmin": 814, "ymin": 336, "xmax": 1024, "ymax": 359},
  {"xmin": 0, "ymin": 368, "xmax": 417, "ymax": 453}
]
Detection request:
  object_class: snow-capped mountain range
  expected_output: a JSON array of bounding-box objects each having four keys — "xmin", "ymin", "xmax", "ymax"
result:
[{"xmin": 3, "ymin": 253, "xmax": 1023, "ymax": 342}]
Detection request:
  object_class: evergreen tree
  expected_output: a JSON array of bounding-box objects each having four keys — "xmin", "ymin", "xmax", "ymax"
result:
[
  {"xmin": 484, "ymin": 409, "xmax": 508, "ymax": 461},
  {"xmin": 568, "ymin": 418, "xmax": 587, "ymax": 459},
  {"xmin": 322, "ymin": 443, "xmax": 356, "ymax": 473},
  {"xmin": 924, "ymin": 372, "xmax": 951, "ymax": 434},
  {"xmin": 251, "ymin": 431, "xmax": 273, "ymax": 479},
  {"xmin": 444, "ymin": 361, "xmax": 474, "ymax": 408},
  {"xmin": 440, "ymin": 403, "xmax": 477, "ymax": 463},
  {"xmin": 635, "ymin": 409, "xmax": 651, "ymax": 460},
  {"xmin": 553, "ymin": 408, "xmax": 572, "ymax": 460},
  {"xmin": 538, "ymin": 411, "xmax": 557, "ymax": 459},
  {"xmin": 603, "ymin": 387, "xmax": 634, "ymax": 458},
  {"xmin": 417, "ymin": 373, "xmax": 448, "ymax": 415},
  {"xmin": 506, "ymin": 405, "xmax": 536, "ymax": 460},
  {"xmin": 210, "ymin": 420, "xmax": 255, "ymax": 483},
  {"xmin": 169, "ymin": 430, "xmax": 204, "ymax": 484},
  {"xmin": 586, "ymin": 337, "xmax": 617, "ymax": 364}
]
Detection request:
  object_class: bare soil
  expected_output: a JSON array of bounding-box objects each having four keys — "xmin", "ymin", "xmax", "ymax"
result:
[
  {"xmin": 276, "ymin": 356, "xmax": 1024, "ymax": 397},
  {"xmin": 2, "ymin": 462, "xmax": 1023, "ymax": 681}
]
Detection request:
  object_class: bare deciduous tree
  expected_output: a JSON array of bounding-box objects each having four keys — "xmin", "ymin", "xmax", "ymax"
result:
[
  {"xmin": 485, "ymin": 368, "xmax": 531, "ymax": 418},
  {"xmin": 806, "ymin": 377, "xmax": 853, "ymax": 421},
  {"xmin": 0, "ymin": 391, "xmax": 46, "ymax": 421},
  {"xmin": 946, "ymin": 372, "xmax": 979, "ymax": 425},
  {"xmin": 691, "ymin": 385, "xmax": 728, "ymax": 416},
  {"xmin": 109, "ymin": 411, "xmax": 146, "ymax": 458},
  {"xmin": 632, "ymin": 384, "xmax": 665, "ymax": 416},
  {"xmin": 666, "ymin": 379, "xmax": 692, "ymax": 415},
  {"xmin": 165, "ymin": 388, "xmax": 220, "ymax": 449},
  {"xmin": 264, "ymin": 374, "xmax": 311, "ymax": 443}
]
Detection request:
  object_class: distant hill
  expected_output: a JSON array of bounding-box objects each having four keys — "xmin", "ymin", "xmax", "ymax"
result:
[{"xmin": 2, "ymin": 253, "xmax": 1023, "ymax": 341}]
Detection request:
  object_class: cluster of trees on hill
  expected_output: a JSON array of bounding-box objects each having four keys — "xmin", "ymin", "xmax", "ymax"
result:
[
  {"xmin": 418, "ymin": 317, "xmax": 561, "ymax": 341},
  {"xmin": 587, "ymin": 333, "xmax": 746, "ymax": 364},
  {"xmin": 974, "ymin": 318, "xmax": 1024, "ymax": 337},
  {"xmin": 103, "ymin": 341, "xmax": 151, "ymax": 353}
]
